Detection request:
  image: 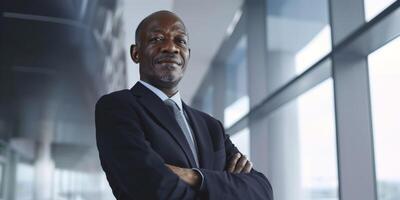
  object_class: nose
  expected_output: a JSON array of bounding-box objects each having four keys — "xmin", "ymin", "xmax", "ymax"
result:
[{"xmin": 160, "ymin": 39, "xmax": 179, "ymax": 54}]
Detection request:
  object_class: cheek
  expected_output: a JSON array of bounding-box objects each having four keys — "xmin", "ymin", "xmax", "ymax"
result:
[
  {"xmin": 182, "ymin": 51, "xmax": 190, "ymax": 61},
  {"xmin": 142, "ymin": 47, "xmax": 156, "ymax": 63}
]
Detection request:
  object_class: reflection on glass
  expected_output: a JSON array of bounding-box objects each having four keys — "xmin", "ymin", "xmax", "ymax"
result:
[
  {"xmin": 266, "ymin": 0, "xmax": 331, "ymax": 94},
  {"xmin": 364, "ymin": 0, "xmax": 397, "ymax": 21},
  {"xmin": 267, "ymin": 79, "xmax": 338, "ymax": 200},
  {"xmin": 230, "ymin": 128, "xmax": 250, "ymax": 159},
  {"xmin": 224, "ymin": 36, "xmax": 248, "ymax": 128},
  {"xmin": 368, "ymin": 36, "xmax": 400, "ymax": 200}
]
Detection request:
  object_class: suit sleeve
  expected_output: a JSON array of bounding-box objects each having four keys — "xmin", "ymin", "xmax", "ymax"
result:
[
  {"xmin": 95, "ymin": 94, "xmax": 197, "ymax": 200},
  {"xmin": 198, "ymin": 121, "xmax": 274, "ymax": 200}
]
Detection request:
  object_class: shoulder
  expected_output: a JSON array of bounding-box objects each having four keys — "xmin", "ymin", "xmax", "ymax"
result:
[{"xmin": 96, "ymin": 89, "xmax": 136, "ymax": 110}]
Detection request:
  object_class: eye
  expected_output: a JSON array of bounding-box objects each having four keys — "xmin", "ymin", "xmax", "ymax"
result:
[
  {"xmin": 150, "ymin": 36, "xmax": 163, "ymax": 42},
  {"xmin": 177, "ymin": 38, "xmax": 187, "ymax": 45}
]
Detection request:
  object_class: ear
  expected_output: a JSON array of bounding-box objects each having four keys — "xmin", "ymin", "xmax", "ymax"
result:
[{"xmin": 130, "ymin": 44, "xmax": 140, "ymax": 63}]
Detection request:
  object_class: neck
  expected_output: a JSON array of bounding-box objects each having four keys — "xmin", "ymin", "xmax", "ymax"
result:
[
  {"xmin": 161, "ymin": 88, "xmax": 178, "ymax": 98},
  {"xmin": 140, "ymin": 79, "xmax": 179, "ymax": 97}
]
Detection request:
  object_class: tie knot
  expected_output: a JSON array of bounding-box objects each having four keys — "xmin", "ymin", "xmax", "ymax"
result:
[{"xmin": 164, "ymin": 99, "xmax": 180, "ymax": 111}]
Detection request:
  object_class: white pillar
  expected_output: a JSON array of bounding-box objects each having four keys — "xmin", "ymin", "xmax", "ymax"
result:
[{"xmin": 34, "ymin": 101, "xmax": 56, "ymax": 200}]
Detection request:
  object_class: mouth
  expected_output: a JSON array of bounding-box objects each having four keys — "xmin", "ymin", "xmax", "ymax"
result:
[{"xmin": 155, "ymin": 57, "xmax": 182, "ymax": 66}]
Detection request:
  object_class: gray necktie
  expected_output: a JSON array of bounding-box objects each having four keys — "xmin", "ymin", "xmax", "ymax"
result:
[{"xmin": 164, "ymin": 99, "xmax": 199, "ymax": 167}]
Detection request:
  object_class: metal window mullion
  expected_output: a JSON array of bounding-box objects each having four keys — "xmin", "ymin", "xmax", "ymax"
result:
[
  {"xmin": 245, "ymin": 0, "xmax": 269, "ymax": 175},
  {"xmin": 212, "ymin": 61, "xmax": 226, "ymax": 122},
  {"xmin": 332, "ymin": 54, "xmax": 377, "ymax": 200},
  {"xmin": 329, "ymin": 0, "xmax": 377, "ymax": 199}
]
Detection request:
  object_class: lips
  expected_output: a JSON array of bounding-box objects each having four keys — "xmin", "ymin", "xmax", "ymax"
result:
[
  {"xmin": 155, "ymin": 56, "xmax": 182, "ymax": 66},
  {"xmin": 158, "ymin": 60, "xmax": 180, "ymax": 65}
]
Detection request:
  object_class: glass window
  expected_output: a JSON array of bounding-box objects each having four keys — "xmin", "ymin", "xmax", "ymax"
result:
[
  {"xmin": 224, "ymin": 96, "xmax": 249, "ymax": 128},
  {"xmin": 224, "ymin": 36, "xmax": 249, "ymax": 128},
  {"xmin": 202, "ymin": 85, "xmax": 214, "ymax": 116},
  {"xmin": 52, "ymin": 168, "xmax": 115, "ymax": 200},
  {"xmin": 368, "ymin": 36, "xmax": 400, "ymax": 200},
  {"xmin": 16, "ymin": 162, "xmax": 34, "ymax": 200},
  {"xmin": 265, "ymin": 79, "xmax": 338, "ymax": 200},
  {"xmin": 297, "ymin": 79, "xmax": 338, "ymax": 200},
  {"xmin": 266, "ymin": 0, "xmax": 331, "ymax": 95},
  {"xmin": 295, "ymin": 25, "xmax": 331, "ymax": 74},
  {"xmin": 224, "ymin": 35, "xmax": 250, "ymax": 158},
  {"xmin": 364, "ymin": 0, "xmax": 397, "ymax": 21}
]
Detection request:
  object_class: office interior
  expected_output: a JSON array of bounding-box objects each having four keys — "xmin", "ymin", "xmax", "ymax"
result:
[{"xmin": 0, "ymin": 0, "xmax": 399, "ymax": 199}]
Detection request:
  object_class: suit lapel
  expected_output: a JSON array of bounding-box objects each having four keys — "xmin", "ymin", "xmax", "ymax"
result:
[
  {"xmin": 183, "ymin": 103, "xmax": 214, "ymax": 169},
  {"xmin": 131, "ymin": 82, "xmax": 197, "ymax": 168}
]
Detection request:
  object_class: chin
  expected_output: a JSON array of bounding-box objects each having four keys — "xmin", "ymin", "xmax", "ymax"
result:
[
  {"xmin": 159, "ymin": 75, "xmax": 182, "ymax": 87},
  {"xmin": 160, "ymin": 77, "xmax": 180, "ymax": 85}
]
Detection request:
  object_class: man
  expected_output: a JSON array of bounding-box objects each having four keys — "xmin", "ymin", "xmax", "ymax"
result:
[{"xmin": 95, "ymin": 10, "xmax": 273, "ymax": 200}]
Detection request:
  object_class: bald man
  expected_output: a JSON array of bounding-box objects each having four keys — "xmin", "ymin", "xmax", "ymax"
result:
[{"xmin": 95, "ymin": 10, "xmax": 273, "ymax": 200}]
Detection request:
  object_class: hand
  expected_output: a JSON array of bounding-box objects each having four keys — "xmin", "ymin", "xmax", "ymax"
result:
[
  {"xmin": 165, "ymin": 164, "xmax": 200, "ymax": 188},
  {"xmin": 226, "ymin": 153, "xmax": 252, "ymax": 174}
]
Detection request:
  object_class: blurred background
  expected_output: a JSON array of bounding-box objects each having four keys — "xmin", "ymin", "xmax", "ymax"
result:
[{"xmin": 0, "ymin": 0, "xmax": 399, "ymax": 200}]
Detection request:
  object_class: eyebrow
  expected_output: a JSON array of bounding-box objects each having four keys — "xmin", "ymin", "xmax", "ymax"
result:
[{"xmin": 148, "ymin": 27, "xmax": 187, "ymax": 35}]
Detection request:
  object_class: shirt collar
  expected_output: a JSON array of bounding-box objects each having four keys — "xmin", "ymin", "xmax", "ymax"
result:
[{"xmin": 139, "ymin": 80, "xmax": 183, "ymax": 111}]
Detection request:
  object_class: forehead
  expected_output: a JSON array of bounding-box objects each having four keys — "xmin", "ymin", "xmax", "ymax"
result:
[{"xmin": 143, "ymin": 15, "xmax": 187, "ymax": 35}]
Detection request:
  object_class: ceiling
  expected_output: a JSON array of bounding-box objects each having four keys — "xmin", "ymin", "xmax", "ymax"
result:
[{"xmin": 0, "ymin": 0, "xmax": 115, "ymax": 170}]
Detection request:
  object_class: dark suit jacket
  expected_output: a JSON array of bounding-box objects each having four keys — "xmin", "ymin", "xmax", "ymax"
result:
[{"xmin": 95, "ymin": 82, "xmax": 273, "ymax": 200}]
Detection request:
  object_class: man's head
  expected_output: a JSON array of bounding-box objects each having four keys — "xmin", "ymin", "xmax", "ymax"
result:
[{"xmin": 131, "ymin": 10, "xmax": 190, "ymax": 92}]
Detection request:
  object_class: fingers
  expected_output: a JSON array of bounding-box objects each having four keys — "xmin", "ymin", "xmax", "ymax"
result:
[
  {"xmin": 227, "ymin": 153, "xmax": 241, "ymax": 173},
  {"xmin": 242, "ymin": 161, "xmax": 253, "ymax": 173},
  {"xmin": 165, "ymin": 164, "xmax": 181, "ymax": 175},
  {"xmin": 233, "ymin": 155, "xmax": 249, "ymax": 174},
  {"xmin": 165, "ymin": 164, "xmax": 175, "ymax": 171},
  {"xmin": 226, "ymin": 153, "xmax": 253, "ymax": 174}
]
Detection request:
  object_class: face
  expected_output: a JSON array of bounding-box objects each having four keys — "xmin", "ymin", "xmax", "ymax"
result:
[{"xmin": 132, "ymin": 13, "xmax": 190, "ymax": 90}]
